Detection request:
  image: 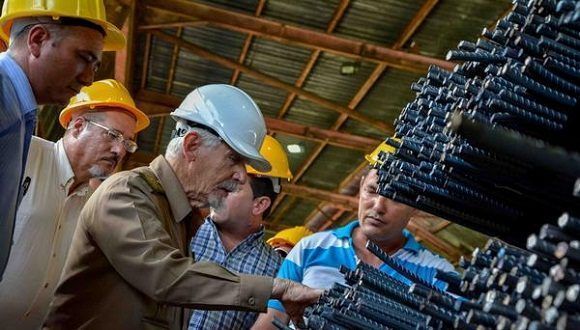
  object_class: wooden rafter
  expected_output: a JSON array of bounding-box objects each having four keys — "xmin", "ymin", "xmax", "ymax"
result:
[
  {"xmin": 146, "ymin": 30, "xmax": 394, "ymax": 133},
  {"xmin": 407, "ymin": 220, "xmax": 460, "ymax": 259},
  {"xmin": 269, "ymin": 0, "xmax": 352, "ymax": 223},
  {"xmin": 133, "ymin": 90, "xmax": 380, "ymax": 151},
  {"xmin": 282, "ymin": 184, "xmax": 359, "ymax": 211},
  {"xmin": 276, "ymin": 0, "xmax": 350, "ymax": 119},
  {"xmin": 288, "ymin": 0, "xmax": 458, "ymax": 259},
  {"xmin": 139, "ymin": 0, "xmax": 454, "ymax": 72},
  {"xmin": 303, "ymin": 0, "xmax": 443, "ymax": 231},
  {"xmin": 230, "ymin": 0, "xmax": 266, "ymax": 85}
]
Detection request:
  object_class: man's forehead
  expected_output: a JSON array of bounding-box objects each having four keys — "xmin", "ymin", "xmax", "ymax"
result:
[{"xmin": 363, "ymin": 169, "xmax": 380, "ymax": 184}]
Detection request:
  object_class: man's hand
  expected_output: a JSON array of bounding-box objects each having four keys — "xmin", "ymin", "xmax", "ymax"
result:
[{"xmin": 270, "ymin": 279, "xmax": 322, "ymax": 326}]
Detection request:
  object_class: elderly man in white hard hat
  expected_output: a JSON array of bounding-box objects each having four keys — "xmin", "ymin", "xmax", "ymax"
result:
[
  {"xmin": 44, "ymin": 84, "xmax": 322, "ymax": 329},
  {"xmin": 0, "ymin": 0, "xmax": 125, "ymax": 279},
  {"xmin": 0, "ymin": 79, "xmax": 150, "ymax": 330}
]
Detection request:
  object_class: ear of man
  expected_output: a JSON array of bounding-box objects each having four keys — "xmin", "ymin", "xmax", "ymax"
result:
[
  {"xmin": 27, "ymin": 25, "xmax": 51, "ymax": 57},
  {"xmin": 182, "ymin": 131, "xmax": 203, "ymax": 161},
  {"xmin": 67, "ymin": 116, "xmax": 86, "ymax": 138},
  {"xmin": 252, "ymin": 196, "xmax": 271, "ymax": 216}
]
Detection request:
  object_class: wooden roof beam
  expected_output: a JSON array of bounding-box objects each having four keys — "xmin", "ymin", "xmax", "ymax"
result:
[
  {"xmin": 276, "ymin": 0, "xmax": 350, "ymax": 119},
  {"xmin": 230, "ymin": 0, "xmax": 266, "ymax": 85},
  {"xmin": 282, "ymin": 184, "xmax": 359, "ymax": 211},
  {"xmin": 407, "ymin": 220, "xmax": 460, "ymax": 259},
  {"xmin": 133, "ymin": 90, "xmax": 380, "ymax": 151},
  {"xmin": 146, "ymin": 30, "xmax": 394, "ymax": 134},
  {"xmin": 304, "ymin": 0, "xmax": 443, "ymax": 230},
  {"xmin": 140, "ymin": 0, "xmax": 454, "ymax": 72}
]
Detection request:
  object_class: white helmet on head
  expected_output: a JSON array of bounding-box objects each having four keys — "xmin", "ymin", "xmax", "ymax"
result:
[{"xmin": 171, "ymin": 84, "xmax": 271, "ymax": 172}]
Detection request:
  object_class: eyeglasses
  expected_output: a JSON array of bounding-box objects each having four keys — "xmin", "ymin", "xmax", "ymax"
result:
[{"xmin": 83, "ymin": 118, "xmax": 138, "ymax": 153}]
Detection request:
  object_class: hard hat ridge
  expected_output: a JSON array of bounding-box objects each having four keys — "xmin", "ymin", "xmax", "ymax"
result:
[{"xmin": 170, "ymin": 84, "xmax": 271, "ymax": 172}]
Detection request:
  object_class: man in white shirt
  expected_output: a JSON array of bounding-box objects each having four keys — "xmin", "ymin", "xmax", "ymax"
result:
[{"xmin": 0, "ymin": 79, "xmax": 150, "ymax": 329}]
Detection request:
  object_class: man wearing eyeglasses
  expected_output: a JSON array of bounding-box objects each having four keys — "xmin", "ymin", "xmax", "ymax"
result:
[{"xmin": 0, "ymin": 79, "xmax": 150, "ymax": 330}]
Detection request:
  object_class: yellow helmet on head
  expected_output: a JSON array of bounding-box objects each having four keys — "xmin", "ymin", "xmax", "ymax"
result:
[
  {"xmin": 267, "ymin": 226, "xmax": 313, "ymax": 249},
  {"xmin": 246, "ymin": 136, "xmax": 292, "ymax": 193},
  {"xmin": 59, "ymin": 79, "xmax": 150, "ymax": 133},
  {"xmin": 0, "ymin": 0, "xmax": 125, "ymax": 50},
  {"xmin": 246, "ymin": 136, "xmax": 292, "ymax": 179},
  {"xmin": 365, "ymin": 138, "xmax": 400, "ymax": 166}
]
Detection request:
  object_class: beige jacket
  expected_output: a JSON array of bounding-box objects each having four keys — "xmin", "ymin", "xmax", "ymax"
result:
[{"xmin": 44, "ymin": 156, "xmax": 272, "ymax": 329}]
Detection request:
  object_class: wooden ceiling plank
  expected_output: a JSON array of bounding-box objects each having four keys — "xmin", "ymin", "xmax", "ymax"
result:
[
  {"xmin": 408, "ymin": 220, "xmax": 459, "ymax": 259},
  {"xmin": 282, "ymin": 183, "xmax": 359, "ymax": 211},
  {"xmin": 275, "ymin": 0, "xmax": 350, "ymax": 119},
  {"xmin": 147, "ymin": 30, "xmax": 394, "ymax": 133},
  {"xmin": 139, "ymin": 33, "xmax": 153, "ymax": 90},
  {"xmin": 165, "ymin": 27, "xmax": 183, "ymax": 94},
  {"xmin": 303, "ymin": 0, "xmax": 444, "ymax": 232},
  {"xmin": 230, "ymin": 0, "xmax": 267, "ymax": 85},
  {"xmin": 141, "ymin": 0, "xmax": 454, "ymax": 71}
]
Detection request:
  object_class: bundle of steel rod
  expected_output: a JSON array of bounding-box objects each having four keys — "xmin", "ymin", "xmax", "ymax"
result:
[
  {"xmin": 375, "ymin": 0, "xmax": 580, "ymax": 244},
  {"xmin": 279, "ymin": 216, "xmax": 580, "ymax": 330}
]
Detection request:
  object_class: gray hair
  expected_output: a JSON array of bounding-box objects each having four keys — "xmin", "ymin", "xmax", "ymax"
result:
[
  {"xmin": 8, "ymin": 18, "xmax": 69, "ymax": 50},
  {"xmin": 64, "ymin": 111, "xmax": 106, "ymax": 136},
  {"xmin": 165, "ymin": 126, "xmax": 222, "ymax": 159}
]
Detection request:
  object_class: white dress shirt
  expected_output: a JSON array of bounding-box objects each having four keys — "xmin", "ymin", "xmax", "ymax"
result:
[{"xmin": 0, "ymin": 136, "xmax": 92, "ymax": 329}]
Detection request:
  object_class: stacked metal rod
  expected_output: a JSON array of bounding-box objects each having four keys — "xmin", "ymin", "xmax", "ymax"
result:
[
  {"xmin": 374, "ymin": 0, "xmax": 580, "ymax": 244},
  {"xmin": 288, "ymin": 215, "xmax": 580, "ymax": 330},
  {"xmin": 273, "ymin": 2, "xmax": 580, "ymax": 329}
]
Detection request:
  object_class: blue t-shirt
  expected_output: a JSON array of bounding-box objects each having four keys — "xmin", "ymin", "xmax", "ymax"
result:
[{"xmin": 268, "ymin": 220, "xmax": 456, "ymax": 312}]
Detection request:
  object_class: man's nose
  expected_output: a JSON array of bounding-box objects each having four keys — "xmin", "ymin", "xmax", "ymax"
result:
[
  {"xmin": 232, "ymin": 164, "xmax": 247, "ymax": 184},
  {"xmin": 79, "ymin": 64, "xmax": 97, "ymax": 87},
  {"xmin": 372, "ymin": 195, "xmax": 388, "ymax": 214},
  {"xmin": 110, "ymin": 142, "xmax": 124, "ymax": 159}
]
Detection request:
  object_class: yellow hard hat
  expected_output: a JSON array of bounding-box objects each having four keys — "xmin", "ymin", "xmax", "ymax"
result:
[
  {"xmin": 365, "ymin": 138, "xmax": 400, "ymax": 166},
  {"xmin": 267, "ymin": 226, "xmax": 313, "ymax": 248},
  {"xmin": 59, "ymin": 79, "xmax": 150, "ymax": 132},
  {"xmin": 0, "ymin": 0, "xmax": 125, "ymax": 51},
  {"xmin": 246, "ymin": 136, "xmax": 293, "ymax": 180}
]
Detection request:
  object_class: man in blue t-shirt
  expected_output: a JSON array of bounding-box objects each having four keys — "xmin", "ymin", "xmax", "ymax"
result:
[{"xmin": 252, "ymin": 167, "xmax": 455, "ymax": 329}]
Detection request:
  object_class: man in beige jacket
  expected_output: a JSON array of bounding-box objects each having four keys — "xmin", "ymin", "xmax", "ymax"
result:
[{"xmin": 44, "ymin": 85, "xmax": 321, "ymax": 329}]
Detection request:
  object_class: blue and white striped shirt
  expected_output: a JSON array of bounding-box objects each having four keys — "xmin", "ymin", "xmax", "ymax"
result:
[
  {"xmin": 268, "ymin": 220, "xmax": 456, "ymax": 312},
  {"xmin": 189, "ymin": 219, "xmax": 282, "ymax": 330},
  {"xmin": 0, "ymin": 52, "xmax": 37, "ymax": 280}
]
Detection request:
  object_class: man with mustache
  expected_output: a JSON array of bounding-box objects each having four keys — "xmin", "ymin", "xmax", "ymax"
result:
[
  {"xmin": 44, "ymin": 84, "xmax": 322, "ymax": 329},
  {"xmin": 253, "ymin": 142, "xmax": 455, "ymax": 329},
  {"xmin": 0, "ymin": 79, "xmax": 149, "ymax": 329},
  {"xmin": 188, "ymin": 136, "xmax": 293, "ymax": 329},
  {"xmin": 0, "ymin": 0, "xmax": 125, "ymax": 278}
]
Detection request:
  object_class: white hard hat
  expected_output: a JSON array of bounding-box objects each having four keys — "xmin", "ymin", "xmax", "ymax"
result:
[{"xmin": 171, "ymin": 84, "xmax": 271, "ymax": 172}]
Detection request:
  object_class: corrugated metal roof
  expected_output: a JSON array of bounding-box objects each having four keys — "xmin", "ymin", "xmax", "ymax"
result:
[
  {"xmin": 299, "ymin": 145, "xmax": 365, "ymax": 190},
  {"xmin": 127, "ymin": 0, "xmax": 513, "ymax": 261},
  {"xmin": 343, "ymin": 68, "xmax": 424, "ymax": 138},
  {"xmin": 412, "ymin": 0, "xmax": 511, "ymax": 57},
  {"xmin": 335, "ymin": 0, "xmax": 425, "ymax": 44}
]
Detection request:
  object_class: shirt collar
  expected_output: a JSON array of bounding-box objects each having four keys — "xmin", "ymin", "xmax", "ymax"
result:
[
  {"xmin": 0, "ymin": 52, "xmax": 38, "ymax": 114},
  {"xmin": 206, "ymin": 218, "xmax": 266, "ymax": 248},
  {"xmin": 149, "ymin": 155, "xmax": 191, "ymax": 222},
  {"xmin": 334, "ymin": 220, "xmax": 422, "ymax": 255},
  {"xmin": 55, "ymin": 139, "xmax": 76, "ymax": 192},
  {"xmin": 401, "ymin": 228, "xmax": 422, "ymax": 254}
]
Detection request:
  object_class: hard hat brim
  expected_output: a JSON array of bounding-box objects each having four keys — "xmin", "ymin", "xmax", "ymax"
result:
[
  {"xmin": 0, "ymin": 14, "xmax": 125, "ymax": 51},
  {"xmin": 60, "ymin": 101, "xmax": 150, "ymax": 133},
  {"xmin": 221, "ymin": 135, "xmax": 272, "ymax": 173},
  {"xmin": 100, "ymin": 20, "xmax": 125, "ymax": 51}
]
